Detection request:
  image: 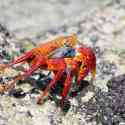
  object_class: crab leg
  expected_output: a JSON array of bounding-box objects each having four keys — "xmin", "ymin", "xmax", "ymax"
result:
[
  {"xmin": 61, "ymin": 71, "xmax": 72, "ymax": 104},
  {"xmin": 37, "ymin": 70, "xmax": 65, "ymax": 104},
  {"xmin": 0, "ymin": 57, "xmax": 46, "ymax": 93},
  {"xmin": 8, "ymin": 51, "xmax": 34, "ymax": 66},
  {"xmin": 0, "ymin": 51, "xmax": 34, "ymax": 73}
]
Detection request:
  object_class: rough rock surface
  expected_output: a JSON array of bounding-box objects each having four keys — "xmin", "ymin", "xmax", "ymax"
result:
[
  {"xmin": 85, "ymin": 74, "xmax": 125, "ymax": 125},
  {"xmin": 0, "ymin": 0, "xmax": 125, "ymax": 125}
]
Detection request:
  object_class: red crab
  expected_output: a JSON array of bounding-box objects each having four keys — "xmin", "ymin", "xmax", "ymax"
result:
[
  {"xmin": 0, "ymin": 35, "xmax": 96, "ymax": 105},
  {"xmin": 36, "ymin": 44, "xmax": 96, "ymax": 105}
]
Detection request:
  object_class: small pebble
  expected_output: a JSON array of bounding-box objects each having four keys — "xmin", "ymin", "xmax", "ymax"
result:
[{"xmin": 9, "ymin": 88, "xmax": 26, "ymax": 98}]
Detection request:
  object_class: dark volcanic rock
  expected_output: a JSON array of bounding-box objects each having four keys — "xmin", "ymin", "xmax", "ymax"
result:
[
  {"xmin": 85, "ymin": 74, "xmax": 125, "ymax": 125},
  {"xmin": 9, "ymin": 88, "xmax": 26, "ymax": 98}
]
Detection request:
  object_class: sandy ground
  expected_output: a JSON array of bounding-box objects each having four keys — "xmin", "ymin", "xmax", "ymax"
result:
[{"xmin": 0, "ymin": 0, "xmax": 110, "ymax": 38}]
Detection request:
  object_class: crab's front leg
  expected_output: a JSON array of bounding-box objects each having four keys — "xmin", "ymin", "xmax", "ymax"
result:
[
  {"xmin": 0, "ymin": 56, "xmax": 46, "ymax": 93},
  {"xmin": 77, "ymin": 64, "xmax": 89, "ymax": 85},
  {"xmin": 60, "ymin": 71, "xmax": 72, "ymax": 106},
  {"xmin": 77, "ymin": 63, "xmax": 96, "ymax": 85}
]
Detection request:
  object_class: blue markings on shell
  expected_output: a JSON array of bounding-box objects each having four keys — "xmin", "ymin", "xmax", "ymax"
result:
[{"xmin": 49, "ymin": 47, "xmax": 76, "ymax": 58}]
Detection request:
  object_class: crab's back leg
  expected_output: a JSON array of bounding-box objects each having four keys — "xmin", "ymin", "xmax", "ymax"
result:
[
  {"xmin": 9, "ymin": 51, "xmax": 34, "ymax": 66},
  {"xmin": 21, "ymin": 56, "xmax": 47, "ymax": 80},
  {"xmin": 0, "ymin": 56, "xmax": 46, "ymax": 93},
  {"xmin": 0, "ymin": 50, "xmax": 34, "ymax": 72}
]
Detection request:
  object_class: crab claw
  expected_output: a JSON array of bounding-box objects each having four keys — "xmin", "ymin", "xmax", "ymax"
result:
[
  {"xmin": 0, "ymin": 76, "xmax": 20, "ymax": 93},
  {"xmin": 0, "ymin": 83, "xmax": 10, "ymax": 93},
  {"xmin": 37, "ymin": 96, "xmax": 43, "ymax": 104},
  {"xmin": 0, "ymin": 84, "xmax": 6, "ymax": 93},
  {"xmin": 0, "ymin": 64, "xmax": 8, "ymax": 73},
  {"xmin": 37, "ymin": 91, "xmax": 49, "ymax": 104}
]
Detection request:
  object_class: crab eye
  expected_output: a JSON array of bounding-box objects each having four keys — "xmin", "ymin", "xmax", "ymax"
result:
[
  {"xmin": 63, "ymin": 40, "xmax": 70, "ymax": 47},
  {"xmin": 63, "ymin": 42, "xmax": 68, "ymax": 47},
  {"xmin": 75, "ymin": 52, "xmax": 82, "ymax": 60}
]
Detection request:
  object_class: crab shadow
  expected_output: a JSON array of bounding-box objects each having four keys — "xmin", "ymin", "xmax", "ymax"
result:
[{"xmin": 9, "ymin": 73, "xmax": 90, "ymax": 113}]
